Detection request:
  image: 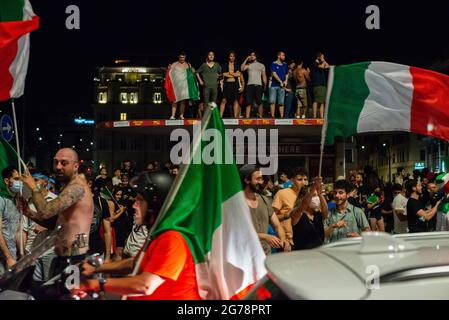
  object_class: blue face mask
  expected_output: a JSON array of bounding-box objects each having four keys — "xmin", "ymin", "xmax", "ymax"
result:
[{"xmin": 9, "ymin": 180, "xmax": 23, "ymax": 194}]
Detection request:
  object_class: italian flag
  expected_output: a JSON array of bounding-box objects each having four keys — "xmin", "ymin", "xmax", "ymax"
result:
[
  {"xmin": 324, "ymin": 61, "xmax": 449, "ymax": 145},
  {"xmin": 164, "ymin": 64, "xmax": 200, "ymax": 103},
  {"xmin": 150, "ymin": 106, "xmax": 266, "ymax": 300},
  {"xmin": 0, "ymin": 0, "xmax": 39, "ymax": 101}
]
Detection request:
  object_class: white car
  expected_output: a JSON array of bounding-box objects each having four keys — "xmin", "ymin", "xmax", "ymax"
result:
[{"xmin": 245, "ymin": 232, "xmax": 449, "ymax": 300}]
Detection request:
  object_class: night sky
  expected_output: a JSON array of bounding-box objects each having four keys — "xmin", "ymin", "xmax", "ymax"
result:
[{"xmin": 4, "ymin": 0, "xmax": 449, "ymax": 124}]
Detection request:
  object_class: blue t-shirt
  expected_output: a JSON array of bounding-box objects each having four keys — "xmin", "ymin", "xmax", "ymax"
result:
[{"xmin": 270, "ymin": 62, "xmax": 288, "ymax": 87}]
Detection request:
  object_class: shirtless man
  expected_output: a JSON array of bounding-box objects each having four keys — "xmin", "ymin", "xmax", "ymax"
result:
[
  {"xmin": 21, "ymin": 148, "xmax": 94, "ymax": 275},
  {"xmin": 293, "ymin": 59, "xmax": 311, "ymax": 119}
]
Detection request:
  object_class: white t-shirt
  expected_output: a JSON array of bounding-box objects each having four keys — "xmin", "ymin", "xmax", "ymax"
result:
[
  {"xmin": 392, "ymin": 193, "xmax": 408, "ymax": 234},
  {"xmin": 124, "ymin": 224, "xmax": 148, "ymax": 258},
  {"xmin": 112, "ymin": 177, "xmax": 122, "ymax": 186},
  {"xmin": 247, "ymin": 62, "xmax": 266, "ymax": 86}
]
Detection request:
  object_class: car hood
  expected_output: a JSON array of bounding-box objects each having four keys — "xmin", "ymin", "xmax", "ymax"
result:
[{"xmin": 266, "ymin": 250, "xmax": 369, "ymax": 300}]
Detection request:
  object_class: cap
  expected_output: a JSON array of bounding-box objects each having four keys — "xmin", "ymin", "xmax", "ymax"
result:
[
  {"xmin": 239, "ymin": 164, "xmax": 259, "ymax": 178},
  {"xmin": 32, "ymin": 173, "xmax": 49, "ymax": 181}
]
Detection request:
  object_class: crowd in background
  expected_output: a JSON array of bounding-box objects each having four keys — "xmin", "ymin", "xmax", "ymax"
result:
[{"xmin": 1, "ymin": 155, "xmax": 447, "ymax": 280}]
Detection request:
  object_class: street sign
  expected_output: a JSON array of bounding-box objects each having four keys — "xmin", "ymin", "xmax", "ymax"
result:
[{"xmin": 0, "ymin": 114, "xmax": 14, "ymax": 142}]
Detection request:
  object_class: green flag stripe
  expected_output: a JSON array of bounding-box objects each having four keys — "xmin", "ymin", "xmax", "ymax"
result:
[
  {"xmin": 187, "ymin": 68, "xmax": 200, "ymax": 101},
  {"xmin": 325, "ymin": 62, "xmax": 371, "ymax": 145},
  {"xmin": 0, "ymin": 137, "xmax": 19, "ymax": 198},
  {"xmin": 151, "ymin": 108, "xmax": 242, "ymax": 263},
  {"xmin": 0, "ymin": 0, "xmax": 25, "ymax": 22}
]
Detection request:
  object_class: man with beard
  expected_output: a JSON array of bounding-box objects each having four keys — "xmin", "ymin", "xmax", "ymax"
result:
[
  {"xmin": 240, "ymin": 165, "xmax": 290, "ymax": 255},
  {"xmin": 21, "ymin": 148, "xmax": 94, "ymax": 275},
  {"xmin": 405, "ymin": 179, "xmax": 441, "ymax": 233},
  {"xmin": 324, "ymin": 180, "xmax": 370, "ymax": 243}
]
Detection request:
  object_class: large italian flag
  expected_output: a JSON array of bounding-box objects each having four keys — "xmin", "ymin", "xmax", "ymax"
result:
[
  {"xmin": 149, "ymin": 106, "xmax": 266, "ymax": 300},
  {"xmin": 164, "ymin": 64, "xmax": 200, "ymax": 103},
  {"xmin": 324, "ymin": 61, "xmax": 449, "ymax": 145},
  {"xmin": 0, "ymin": 0, "xmax": 39, "ymax": 101}
]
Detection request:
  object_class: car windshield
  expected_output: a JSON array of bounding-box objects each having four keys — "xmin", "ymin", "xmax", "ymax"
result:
[{"xmin": 0, "ymin": 225, "xmax": 62, "ymax": 289}]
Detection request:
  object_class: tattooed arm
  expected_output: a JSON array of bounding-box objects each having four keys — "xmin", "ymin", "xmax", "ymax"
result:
[{"xmin": 28, "ymin": 182, "xmax": 85, "ymax": 220}]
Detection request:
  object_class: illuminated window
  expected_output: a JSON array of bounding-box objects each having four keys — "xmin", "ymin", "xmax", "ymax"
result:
[
  {"xmin": 120, "ymin": 92, "xmax": 128, "ymax": 104},
  {"xmin": 98, "ymin": 92, "xmax": 107, "ymax": 104},
  {"xmin": 120, "ymin": 113, "xmax": 127, "ymax": 121},
  {"xmin": 153, "ymin": 92, "xmax": 162, "ymax": 104},
  {"xmin": 129, "ymin": 92, "xmax": 138, "ymax": 104}
]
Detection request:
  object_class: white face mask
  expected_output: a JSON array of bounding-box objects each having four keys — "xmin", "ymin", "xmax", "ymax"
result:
[
  {"xmin": 310, "ymin": 196, "xmax": 321, "ymax": 211},
  {"xmin": 9, "ymin": 180, "xmax": 23, "ymax": 194}
]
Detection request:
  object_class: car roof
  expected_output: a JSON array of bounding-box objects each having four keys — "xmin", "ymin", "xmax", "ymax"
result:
[{"xmin": 265, "ymin": 232, "xmax": 449, "ymax": 300}]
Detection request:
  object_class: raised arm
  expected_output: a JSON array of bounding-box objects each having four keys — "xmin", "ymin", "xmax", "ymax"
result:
[
  {"xmin": 417, "ymin": 200, "xmax": 441, "ymax": 221},
  {"xmin": 241, "ymin": 56, "xmax": 250, "ymax": 71},
  {"xmin": 22, "ymin": 172, "xmax": 85, "ymax": 220}
]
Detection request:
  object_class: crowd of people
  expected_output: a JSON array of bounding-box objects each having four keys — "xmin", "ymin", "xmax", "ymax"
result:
[
  {"xmin": 0, "ymin": 155, "xmax": 178, "ymax": 282},
  {"xmin": 168, "ymin": 51, "xmax": 330, "ymax": 119},
  {"xmin": 239, "ymin": 165, "xmax": 449, "ymax": 254},
  {"xmin": 1, "ymin": 148, "xmax": 448, "ymax": 298}
]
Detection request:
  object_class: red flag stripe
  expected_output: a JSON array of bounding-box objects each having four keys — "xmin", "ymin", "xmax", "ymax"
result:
[
  {"xmin": 164, "ymin": 66, "xmax": 176, "ymax": 103},
  {"xmin": 0, "ymin": 16, "xmax": 39, "ymax": 101},
  {"xmin": 410, "ymin": 66, "xmax": 449, "ymax": 141}
]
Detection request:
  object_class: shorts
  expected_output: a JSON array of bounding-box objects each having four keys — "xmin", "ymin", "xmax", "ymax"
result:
[
  {"xmin": 246, "ymin": 85, "xmax": 263, "ymax": 106},
  {"xmin": 269, "ymin": 86, "xmax": 286, "ymax": 105},
  {"xmin": 369, "ymin": 208, "xmax": 383, "ymax": 221},
  {"xmin": 223, "ymin": 81, "xmax": 240, "ymax": 102},
  {"xmin": 313, "ymin": 86, "xmax": 327, "ymax": 104},
  {"xmin": 295, "ymin": 87, "xmax": 308, "ymax": 107},
  {"xmin": 203, "ymin": 86, "xmax": 218, "ymax": 104}
]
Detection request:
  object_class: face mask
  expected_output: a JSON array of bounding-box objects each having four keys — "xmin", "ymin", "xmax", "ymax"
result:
[
  {"xmin": 9, "ymin": 180, "xmax": 23, "ymax": 194},
  {"xmin": 310, "ymin": 196, "xmax": 321, "ymax": 211}
]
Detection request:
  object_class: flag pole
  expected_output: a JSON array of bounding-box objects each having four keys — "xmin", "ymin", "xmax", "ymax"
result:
[
  {"xmin": 11, "ymin": 98, "xmax": 25, "ymax": 256},
  {"xmin": 104, "ymin": 186, "xmax": 120, "ymax": 208},
  {"xmin": 121, "ymin": 104, "xmax": 215, "ymax": 300},
  {"xmin": 319, "ymin": 66, "xmax": 334, "ymax": 178}
]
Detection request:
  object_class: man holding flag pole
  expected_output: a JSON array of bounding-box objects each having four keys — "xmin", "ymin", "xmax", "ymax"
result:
[
  {"xmin": 0, "ymin": 0, "xmax": 40, "ymax": 257},
  {"xmin": 75, "ymin": 104, "xmax": 267, "ymax": 300}
]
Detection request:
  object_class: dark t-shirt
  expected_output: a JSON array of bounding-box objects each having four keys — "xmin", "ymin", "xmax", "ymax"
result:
[
  {"xmin": 292, "ymin": 212, "xmax": 324, "ymax": 250},
  {"xmin": 407, "ymin": 198, "xmax": 426, "ymax": 233},
  {"xmin": 89, "ymin": 196, "xmax": 110, "ymax": 255},
  {"xmin": 311, "ymin": 64, "xmax": 328, "ymax": 86},
  {"xmin": 348, "ymin": 197, "xmax": 364, "ymax": 209}
]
